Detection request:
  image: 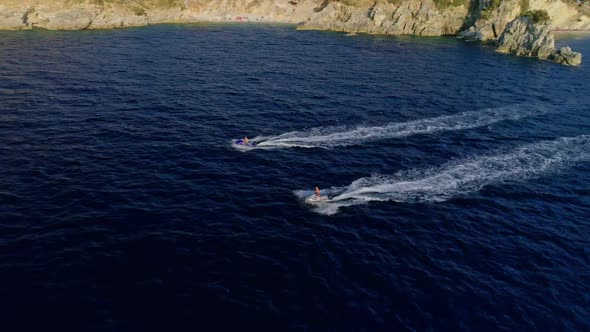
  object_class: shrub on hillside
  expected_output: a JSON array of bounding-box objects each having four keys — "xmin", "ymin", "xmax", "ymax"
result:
[
  {"xmin": 480, "ymin": 0, "xmax": 503, "ymax": 20},
  {"xmin": 521, "ymin": 9, "xmax": 551, "ymax": 23}
]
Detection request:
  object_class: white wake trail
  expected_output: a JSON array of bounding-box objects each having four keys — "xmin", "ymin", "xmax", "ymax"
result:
[
  {"xmin": 255, "ymin": 104, "xmax": 545, "ymax": 149},
  {"xmin": 297, "ymin": 135, "xmax": 590, "ymax": 215}
]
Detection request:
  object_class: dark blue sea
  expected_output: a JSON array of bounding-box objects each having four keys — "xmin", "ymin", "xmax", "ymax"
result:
[{"xmin": 1, "ymin": 24, "xmax": 589, "ymax": 331}]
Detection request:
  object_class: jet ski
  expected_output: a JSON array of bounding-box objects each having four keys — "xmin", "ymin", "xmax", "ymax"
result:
[
  {"xmin": 305, "ymin": 195, "xmax": 330, "ymax": 203},
  {"xmin": 235, "ymin": 138, "xmax": 256, "ymax": 147}
]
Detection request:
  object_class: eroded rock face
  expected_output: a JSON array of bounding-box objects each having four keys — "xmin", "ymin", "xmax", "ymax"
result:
[
  {"xmin": 458, "ymin": 0, "xmax": 522, "ymax": 42},
  {"xmin": 0, "ymin": 0, "xmax": 588, "ymax": 45},
  {"xmin": 496, "ymin": 16, "xmax": 582, "ymax": 65},
  {"xmin": 458, "ymin": 0, "xmax": 590, "ymax": 42},
  {"xmin": 0, "ymin": 0, "xmax": 320, "ymax": 30},
  {"xmin": 299, "ymin": 0, "xmax": 468, "ymax": 36},
  {"xmin": 496, "ymin": 16, "xmax": 555, "ymax": 57},
  {"xmin": 1, "ymin": 0, "xmax": 162, "ymax": 29}
]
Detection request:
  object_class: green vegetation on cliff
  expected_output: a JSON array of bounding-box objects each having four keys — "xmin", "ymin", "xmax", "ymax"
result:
[
  {"xmin": 480, "ymin": 0, "xmax": 502, "ymax": 20},
  {"xmin": 521, "ymin": 9, "xmax": 551, "ymax": 23}
]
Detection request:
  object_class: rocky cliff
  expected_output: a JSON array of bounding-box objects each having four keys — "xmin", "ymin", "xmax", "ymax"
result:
[
  {"xmin": 496, "ymin": 14, "xmax": 555, "ymax": 57},
  {"xmin": 298, "ymin": 0, "xmax": 468, "ymax": 36},
  {"xmin": 0, "ymin": 0, "xmax": 588, "ymax": 34},
  {"xmin": 0, "ymin": 0, "xmax": 586, "ymax": 64},
  {"xmin": 496, "ymin": 15, "xmax": 582, "ymax": 65},
  {"xmin": 302, "ymin": 0, "xmax": 590, "ymax": 38},
  {"xmin": 458, "ymin": 0, "xmax": 590, "ymax": 42},
  {"xmin": 0, "ymin": 0, "xmax": 319, "ymax": 30}
]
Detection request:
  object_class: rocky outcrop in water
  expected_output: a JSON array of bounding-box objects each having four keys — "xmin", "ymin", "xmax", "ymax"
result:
[
  {"xmin": 496, "ymin": 16, "xmax": 555, "ymax": 57},
  {"xmin": 0, "ymin": 0, "xmax": 586, "ymax": 66},
  {"xmin": 496, "ymin": 15, "xmax": 582, "ymax": 65},
  {"xmin": 458, "ymin": 0, "xmax": 590, "ymax": 42},
  {"xmin": 549, "ymin": 46, "xmax": 583, "ymax": 66}
]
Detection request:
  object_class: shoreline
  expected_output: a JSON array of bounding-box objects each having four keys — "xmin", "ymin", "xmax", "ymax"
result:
[
  {"xmin": 8, "ymin": 21, "xmax": 590, "ymax": 37},
  {"xmin": 5, "ymin": 22, "xmax": 590, "ymax": 45},
  {"xmin": 0, "ymin": 18, "xmax": 305, "ymax": 32},
  {"xmin": 0, "ymin": 20, "xmax": 302, "ymax": 32},
  {"xmin": 0, "ymin": 18, "xmax": 587, "ymax": 66},
  {"xmin": 554, "ymin": 29, "xmax": 590, "ymax": 33}
]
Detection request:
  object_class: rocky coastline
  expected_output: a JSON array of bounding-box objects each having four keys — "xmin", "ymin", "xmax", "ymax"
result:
[
  {"xmin": 497, "ymin": 14, "xmax": 582, "ymax": 65},
  {"xmin": 0, "ymin": 0, "xmax": 588, "ymax": 65}
]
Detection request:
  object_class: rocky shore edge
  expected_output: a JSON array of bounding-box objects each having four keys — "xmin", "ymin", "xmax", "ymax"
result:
[
  {"xmin": 496, "ymin": 14, "xmax": 582, "ymax": 66},
  {"xmin": 0, "ymin": 0, "xmax": 587, "ymax": 66}
]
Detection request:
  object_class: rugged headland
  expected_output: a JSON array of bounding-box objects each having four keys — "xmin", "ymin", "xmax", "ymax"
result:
[
  {"xmin": 497, "ymin": 13, "xmax": 582, "ymax": 65},
  {"xmin": 0, "ymin": 0, "xmax": 588, "ymax": 65}
]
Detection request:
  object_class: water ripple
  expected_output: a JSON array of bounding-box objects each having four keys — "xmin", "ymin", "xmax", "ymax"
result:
[{"xmin": 0, "ymin": 24, "xmax": 588, "ymax": 330}]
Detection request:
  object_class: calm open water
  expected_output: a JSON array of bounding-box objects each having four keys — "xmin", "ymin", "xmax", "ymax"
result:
[{"xmin": 1, "ymin": 24, "xmax": 589, "ymax": 331}]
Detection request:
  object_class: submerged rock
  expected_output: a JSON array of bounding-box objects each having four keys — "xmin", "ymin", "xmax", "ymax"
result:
[{"xmin": 496, "ymin": 16, "xmax": 582, "ymax": 66}]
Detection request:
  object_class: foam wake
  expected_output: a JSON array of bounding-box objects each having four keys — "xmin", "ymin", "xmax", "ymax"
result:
[
  {"xmin": 255, "ymin": 104, "xmax": 545, "ymax": 149},
  {"xmin": 295, "ymin": 135, "xmax": 590, "ymax": 215}
]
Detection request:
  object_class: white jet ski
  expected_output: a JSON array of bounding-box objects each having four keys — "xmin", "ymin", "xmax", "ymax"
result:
[{"xmin": 305, "ymin": 195, "xmax": 330, "ymax": 203}]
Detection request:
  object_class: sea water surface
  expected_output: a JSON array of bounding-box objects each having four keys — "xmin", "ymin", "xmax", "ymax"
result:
[{"xmin": 1, "ymin": 24, "xmax": 589, "ymax": 330}]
